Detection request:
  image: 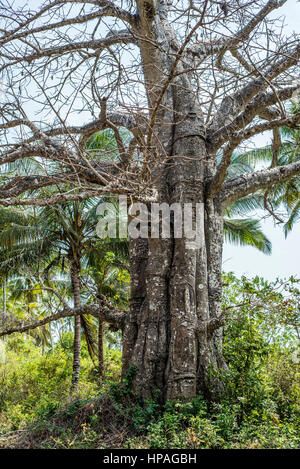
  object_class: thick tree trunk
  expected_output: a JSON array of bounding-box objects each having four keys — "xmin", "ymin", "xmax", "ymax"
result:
[
  {"xmin": 121, "ymin": 7, "xmax": 227, "ymax": 401},
  {"xmin": 71, "ymin": 259, "xmax": 81, "ymax": 393},
  {"xmin": 121, "ymin": 99, "xmax": 227, "ymax": 400}
]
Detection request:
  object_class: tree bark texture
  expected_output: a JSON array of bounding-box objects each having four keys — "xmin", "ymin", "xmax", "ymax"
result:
[{"xmin": 121, "ymin": 7, "xmax": 227, "ymax": 400}]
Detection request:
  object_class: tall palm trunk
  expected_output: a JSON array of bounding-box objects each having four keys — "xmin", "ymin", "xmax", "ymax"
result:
[
  {"xmin": 98, "ymin": 317, "xmax": 104, "ymax": 381},
  {"xmin": 70, "ymin": 259, "xmax": 81, "ymax": 393},
  {"xmin": 96, "ymin": 280, "xmax": 104, "ymax": 381}
]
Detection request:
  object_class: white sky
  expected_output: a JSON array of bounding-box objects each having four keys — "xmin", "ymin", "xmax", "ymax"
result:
[{"xmin": 223, "ymin": 217, "xmax": 300, "ymax": 280}]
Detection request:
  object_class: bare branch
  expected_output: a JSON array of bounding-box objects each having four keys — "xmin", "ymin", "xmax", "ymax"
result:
[
  {"xmin": 0, "ymin": 302, "xmax": 126, "ymax": 338},
  {"xmin": 208, "ymin": 113, "xmax": 299, "ymax": 198},
  {"xmin": 208, "ymin": 84, "xmax": 299, "ymax": 152},
  {"xmin": 0, "ymin": 5, "xmax": 137, "ymax": 48},
  {"xmin": 209, "ymin": 42, "xmax": 300, "ymax": 136},
  {"xmin": 221, "ymin": 160, "xmax": 300, "ymax": 206},
  {"xmin": 0, "ymin": 32, "xmax": 136, "ymax": 72}
]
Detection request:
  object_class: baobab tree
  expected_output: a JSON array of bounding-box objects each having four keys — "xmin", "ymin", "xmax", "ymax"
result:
[{"xmin": 0, "ymin": 0, "xmax": 299, "ymax": 401}]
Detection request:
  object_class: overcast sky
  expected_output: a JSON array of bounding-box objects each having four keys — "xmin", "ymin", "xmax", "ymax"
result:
[{"xmin": 223, "ymin": 218, "xmax": 300, "ymax": 281}]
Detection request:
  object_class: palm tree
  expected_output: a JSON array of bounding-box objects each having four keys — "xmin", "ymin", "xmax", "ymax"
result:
[
  {"xmin": 0, "ymin": 132, "xmax": 130, "ymax": 387},
  {"xmin": 0, "ymin": 201, "xmax": 98, "ymax": 391},
  {"xmin": 232, "ymin": 99, "xmax": 300, "ymax": 239},
  {"xmin": 33, "ymin": 200, "xmax": 102, "ymax": 392},
  {"xmin": 39, "ymin": 202, "xmax": 130, "ymax": 384},
  {"xmin": 0, "ymin": 199, "xmax": 128, "ymax": 389}
]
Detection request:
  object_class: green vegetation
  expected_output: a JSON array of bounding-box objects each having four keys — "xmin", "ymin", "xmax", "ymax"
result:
[
  {"xmin": 0, "ymin": 113, "xmax": 299, "ymax": 449},
  {"xmin": 0, "ymin": 274, "xmax": 298, "ymax": 449}
]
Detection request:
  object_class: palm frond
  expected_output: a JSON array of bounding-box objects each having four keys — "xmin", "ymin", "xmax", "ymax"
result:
[{"xmin": 227, "ymin": 194, "xmax": 265, "ymax": 217}]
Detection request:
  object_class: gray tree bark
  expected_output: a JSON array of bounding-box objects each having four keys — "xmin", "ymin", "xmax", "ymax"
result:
[{"xmin": 70, "ymin": 259, "xmax": 81, "ymax": 393}]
